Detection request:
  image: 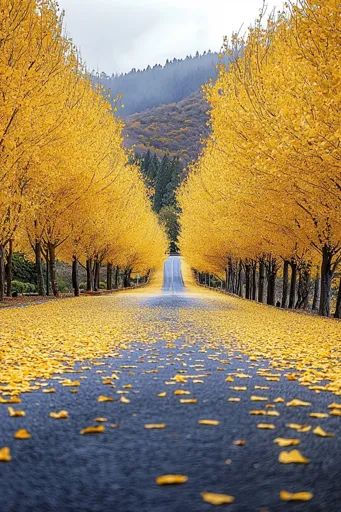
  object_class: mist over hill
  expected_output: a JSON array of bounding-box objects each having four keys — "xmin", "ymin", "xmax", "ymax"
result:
[{"xmin": 96, "ymin": 51, "xmax": 226, "ymax": 118}]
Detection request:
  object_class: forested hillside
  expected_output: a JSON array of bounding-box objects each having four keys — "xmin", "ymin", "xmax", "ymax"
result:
[
  {"xmin": 96, "ymin": 51, "xmax": 225, "ymax": 117},
  {"xmin": 124, "ymin": 91, "xmax": 209, "ymax": 165}
]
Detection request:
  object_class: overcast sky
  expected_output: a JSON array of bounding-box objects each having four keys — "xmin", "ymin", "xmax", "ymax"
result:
[{"xmin": 57, "ymin": 0, "xmax": 281, "ymax": 74}]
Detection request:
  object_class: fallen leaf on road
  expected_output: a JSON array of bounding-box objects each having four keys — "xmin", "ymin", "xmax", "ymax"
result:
[
  {"xmin": 309, "ymin": 413, "xmax": 328, "ymax": 418},
  {"xmin": 144, "ymin": 423, "xmax": 166, "ymax": 429},
  {"xmin": 257, "ymin": 423, "xmax": 275, "ymax": 429},
  {"xmin": 312, "ymin": 426, "xmax": 334, "ymax": 438},
  {"xmin": 174, "ymin": 390, "xmax": 190, "ymax": 395},
  {"xmin": 120, "ymin": 396, "xmax": 130, "ymax": 404},
  {"xmin": 157, "ymin": 392, "xmax": 167, "ymax": 397},
  {"xmin": 228, "ymin": 398, "xmax": 240, "ymax": 402},
  {"xmin": 280, "ymin": 490, "xmax": 313, "ymax": 502},
  {"xmin": 278, "ymin": 449, "xmax": 310, "ymax": 464},
  {"xmin": 156, "ymin": 474, "xmax": 188, "ymax": 485},
  {"xmin": 180, "ymin": 398, "xmax": 197, "ymax": 404},
  {"xmin": 286, "ymin": 423, "xmax": 311, "ymax": 432},
  {"xmin": 201, "ymin": 492, "xmax": 235, "ymax": 505},
  {"xmin": 233, "ymin": 439, "xmax": 246, "ymax": 446},
  {"xmin": 14, "ymin": 428, "xmax": 31, "ymax": 439},
  {"xmin": 97, "ymin": 395, "xmax": 113, "ymax": 402},
  {"xmin": 0, "ymin": 447, "xmax": 11, "ymax": 462},
  {"xmin": 8, "ymin": 407, "xmax": 25, "ymax": 417},
  {"xmin": 286, "ymin": 399, "xmax": 311, "ymax": 407},
  {"xmin": 80, "ymin": 425, "xmax": 105, "ymax": 435},
  {"xmin": 49, "ymin": 410, "xmax": 69, "ymax": 419},
  {"xmin": 0, "ymin": 396, "xmax": 21, "ymax": 404},
  {"xmin": 274, "ymin": 438, "xmax": 300, "ymax": 447},
  {"xmin": 251, "ymin": 396, "xmax": 268, "ymax": 401},
  {"xmin": 198, "ymin": 419, "xmax": 220, "ymax": 426}
]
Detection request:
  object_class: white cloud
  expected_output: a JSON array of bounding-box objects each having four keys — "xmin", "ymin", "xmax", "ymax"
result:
[{"xmin": 58, "ymin": 0, "xmax": 282, "ymax": 73}]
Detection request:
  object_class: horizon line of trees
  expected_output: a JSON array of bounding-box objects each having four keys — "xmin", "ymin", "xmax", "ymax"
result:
[
  {"xmin": 0, "ymin": 0, "xmax": 167, "ymax": 301},
  {"xmin": 179, "ymin": 0, "xmax": 340, "ymax": 318}
]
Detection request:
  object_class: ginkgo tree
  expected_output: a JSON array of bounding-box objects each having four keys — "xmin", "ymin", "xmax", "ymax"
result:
[
  {"xmin": 179, "ymin": 0, "xmax": 340, "ymax": 317},
  {"xmin": 0, "ymin": 0, "xmax": 167, "ymax": 300}
]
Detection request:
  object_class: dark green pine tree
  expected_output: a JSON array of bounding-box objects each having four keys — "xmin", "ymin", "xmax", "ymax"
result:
[
  {"xmin": 162, "ymin": 157, "xmax": 182, "ymax": 208},
  {"xmin": 153, "ymin": 154, "xmax": 173, "ymax": 212}
]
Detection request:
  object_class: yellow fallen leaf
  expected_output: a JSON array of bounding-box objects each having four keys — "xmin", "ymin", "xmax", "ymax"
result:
[
  {"xmin": 280, "ymin": 490, "xmax": 313, "ymax": 502},
  {"xmin": 257, "ymin": 423, "xmax": 275, "ymax": 429},
  {"xmin": 286, "ymin": 399, "xmax": 311, "ymax": 407},
  {"xmin": 14, "ymin": 428, "xmax": 31, "ymax": 440},
  {"xmin": 225, "ymin": 376, "xmax": 234, "ymax": 382},
  {"xmin": 312, "ymin": 426, "xmax": 334, "ymax": 438},
  {"xmin": 233, "ymin": 439, "xmax": 246, "ymax": 446},
  {"xmin": 144, "ymin": 423, "xmax": 166, "ymax": 429},
  {"xmin": 156, "ymin": 474, "xmax": 188, "ymax": 485},
  {"xmin": 157, "ymin": 392, "xmax": 166, "ymax": 397},
  {"xmin": 0, "ymin": 447, "xmax": 11, "ymax": 462},
  {"xmin": 49, "ymin": 410, "xmax": 69, "ymax": 419},
  {"xmin": 227, "ymin": 398, "xmax": 240, "ymax": 402},
  {"xmin": 120, "ymin": 396, "xmax": 130, "ymax": 403},
  {"xmin": 173, "ymin": 374, "xmax": 187, "ymax": 383},
  {"xmin": 274, "ymin": 438, "xmax": 300, "ymax": 447},
  {"xmin": 274, "ymin": 397, "xmax": 284, "ymax": 403},
  {"xmin": 330, "ymin": 409, "xmax": 341, "ymax": 416},
  {"xmin": 198, "ymin": 419, "xmax": 220, "ymax": 426},
  {"xmin": 0, "ymin": 396, "xmax": 21, "ymax": 404},
  {"xmin": 8, "ymin": 407, "xmax": 25, "ymax": 417},
  {"xmin": 230, "ymin": 386, "xmax": 247, "ymax": 391},
  {"xmin": 61, "ymin": 380, "xmax": 80, "ymax": 387},
  {"xmin": 97, "ymin": 395, "xmax": 113, "ymax": 402},
  {"xmin": 80, "ymin": 425, "xmax": 105, "ymax": 435},
  {"xmin": 250, "ymin": 410, "xmax": 266, "ymax": 416},
  {"xmin": 42, "ymin": 388, "xmax": 56, "ymax": 393},
  {"xmin": 328, "ymin": 402, "xmax": 341, "ymax": 409},
  {"xmin": 174, "ymin": 390, "xmax": 190, "ymax": 395},
  {"xmin": 278, "ymin": 449, "xmax": 310, "ymax": 464},
  {"xmin": 201, "ymin": 492, "xmax": 235, "ymax": 505},
  {"xmin": 193, "ymin": 379, "xmax": 204, "ymax": 384},
  {"xmin": 309, "ymin": 412, "xmax": 328, "ymax": 418},
  {"xmin": 286, "ymin": 423, "xmax": 311, "ymax": 432},
  {"xmin": 180, "ymin": 398, "xmax": 197, "ymax": 404},
  {"xmin": 250, "ymin": 396, "xmax": 268, "ymax": 401}
]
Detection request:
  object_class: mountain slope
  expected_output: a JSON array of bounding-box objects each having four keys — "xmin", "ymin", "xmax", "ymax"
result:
[
  {"xmin": 124, "ymin": 91, "xmax": 210, "ymax": 165},
  {"xmin": 97, "ymin": 51, "xmax": 224, "ymax": 118}
]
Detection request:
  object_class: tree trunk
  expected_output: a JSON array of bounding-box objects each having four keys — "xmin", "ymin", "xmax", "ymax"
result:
[
  {"xmin": 258, "ymin": 258, "xmax": 265, "ymax": 303},
  {"xmin": 107, "ymin": 263, "xmax": 113, "ymax": 290},
  {"xmin": 5, "ymin": 239, "xmax": 13, "ymax": 297},
  {"xmin": 72, "ymin": 256, "xmax": 80, "ymax": 297},
  {"xmin": 334, "ymin": 278, "xmax": 341, "ymax": 319},
  {"xmin": 94, "ymin": 260, "xmax": 100, "ymax": 291},
  {"xmin": 48, "ymin": 242, "xmax": 59, "ymax": 297},
  {"xmin": 281, "ymin": 260, "xmax": 289, "ymax": 308},
  {"xmin": 86, "ymin": 258, "xmax": 93, "ymax": 291},
  {"xmin": 237, "ymin": 261, "xmax": 243, "ymax": 297},
  {"xmin": 266, "ymin": 257, "xmax": 277, "ymax": 306},
  {"xmin": 288, "ymin": 261, "xmax": 297, "ymax": 309},
  {"xmin": 35, "ymin": 240, "xmax": 45, "ymax": 296},
  {"xmin": 319, "ymin": 244, "xmax": 333, "ymax": 317},
  {"xmin": 45, "ymin": 249, "xmax": 50, "ymax": 296},
  {"xmin": 312, "ymin": 272, "xmax": 320, "ymax": 311},
  {"xmin": 245, "ymin": 261, "xmax": 251, "ymax": 299},
  {"xmin": 0, "ymin": 244, "xmax": 5, "ymax": 301},
  {"xmin": 114, "ymin": 266, "xmax": 119, "ymax": 289},
  {"xmin": 252, "ymin": 261, "xmax": 257, "ymax": 300}
]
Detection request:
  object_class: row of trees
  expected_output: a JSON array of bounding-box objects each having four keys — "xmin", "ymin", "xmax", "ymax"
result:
[
  {"xmin": 179, "ymin": 0, "xmax": 340, "ymax": 317},
  {"xmin": 0, "ymin": 0, "xmax": 167, "ymax": 300}
]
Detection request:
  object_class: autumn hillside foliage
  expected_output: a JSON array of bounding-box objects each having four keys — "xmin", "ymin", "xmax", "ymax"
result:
[
  {"xmin": 0, "ymin": 0, "xmax": 167, "ymax": 300},
  {"xmin": 179, "ymin": 0, "xmax": 341, "ymax": 318}
]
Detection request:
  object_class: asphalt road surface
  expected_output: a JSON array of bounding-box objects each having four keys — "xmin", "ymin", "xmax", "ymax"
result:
[{"xmin": 0, "ymin": 257, "xmax": 340, "ymax": 512}]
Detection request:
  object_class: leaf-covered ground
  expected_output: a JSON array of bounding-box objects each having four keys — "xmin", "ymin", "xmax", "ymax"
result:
[{"xmin": 0, "ymin": 257, "xmax": 340, "ymax": 511}]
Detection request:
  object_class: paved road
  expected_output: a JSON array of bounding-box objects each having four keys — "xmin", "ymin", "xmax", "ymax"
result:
[{"xmin": 0, "ymin": 257, "xmax": 340, "ymax": 512}]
